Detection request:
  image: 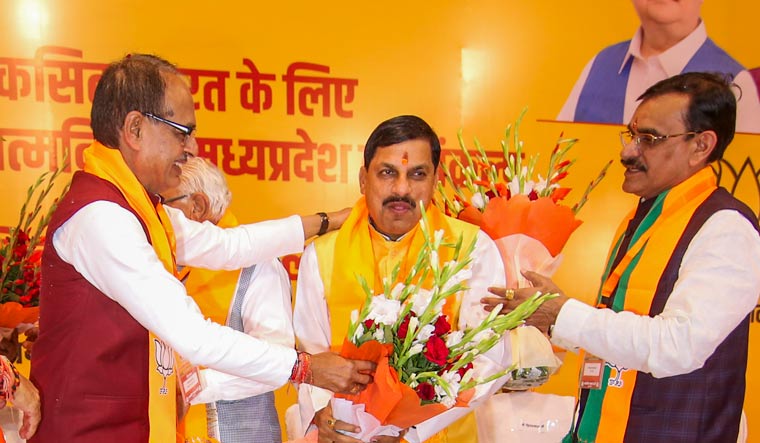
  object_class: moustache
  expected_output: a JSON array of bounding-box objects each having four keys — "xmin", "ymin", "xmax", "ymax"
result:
[
  {"xmin": 620, "ymin": 157, "xmax": 646, "ymax": 171},
  {"xmin": 383, "ymin": 196, "xmax": 416, "ymax": 208}
]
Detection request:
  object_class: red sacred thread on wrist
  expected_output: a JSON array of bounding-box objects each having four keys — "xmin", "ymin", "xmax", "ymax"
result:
[{"xmin": 290, "ymin": 352, "xmax": 312, "ymax": 384}]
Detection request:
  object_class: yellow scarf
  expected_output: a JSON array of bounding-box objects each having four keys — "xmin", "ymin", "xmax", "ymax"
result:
[
  {"xmin": 313, "ymin": 197, "xmax": 479, "ymax": 443},
  {"xmin": 314, "ymin": 196, "xmax": 479, "ymax": 347},
  {"xmin": 83, "ymin": 141, "xmax": 178, "ymax": 443}
]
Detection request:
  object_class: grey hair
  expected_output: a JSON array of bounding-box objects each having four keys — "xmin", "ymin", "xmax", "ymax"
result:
[{"xmin": 177, "ymin": 157, "xmax": 232, "ymax": 222}]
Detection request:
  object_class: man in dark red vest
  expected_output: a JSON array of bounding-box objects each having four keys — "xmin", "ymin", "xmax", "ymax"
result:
[{"xmin": 29, "ymin": 53, "xmax": 375, "ymax": 443}]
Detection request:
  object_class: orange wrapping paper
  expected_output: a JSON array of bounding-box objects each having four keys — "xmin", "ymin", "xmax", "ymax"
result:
[
  {"xmin": 458, "ymin": 195, "xmax": 581, "ymax": 257},
  {"xmin": 336, "ymin": 339, "xmax": 473, "ymax": 429},
  {"xmin": 0, "ymin": 303, "xmax": 39, "ymax": 329}
]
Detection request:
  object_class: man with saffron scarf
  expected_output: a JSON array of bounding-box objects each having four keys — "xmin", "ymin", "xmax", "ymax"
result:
[
  {"xmin": 486, "ymin": 72, "xmax": 760, "ymax": 442},
  {"xmin": 164, "ymin": 157, "xmax": 293, "ymax": 443},
  {"xmin": 29, "ymin": 53, "xmax": 375, "ymax": 443},
  {"xmin": 293, "ymin": 115, "xmax": 510, "ymax": 443}
]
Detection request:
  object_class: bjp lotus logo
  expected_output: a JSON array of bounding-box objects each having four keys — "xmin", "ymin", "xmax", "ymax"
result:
[
  {"xmin": 154, "ymin": 338, "xmax": 175, "ymax": 395},
  {"xmin": 714, "ymin": 156, "xmax": 760, "ymax": 216},
  {"xmin": 606, "ymin": 362, "xmax": 627, "ymax": 388}
]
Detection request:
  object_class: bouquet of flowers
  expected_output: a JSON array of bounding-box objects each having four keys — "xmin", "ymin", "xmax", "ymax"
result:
[
  {"xmin": 437, "ymin": 109, "xmax": 610, "ymax": 288},
  {"xmin": 330, "ymin": 205, "xmax": 557, "ymax": 440},
  {"xmin": 436, "ymin": 109, "xmax": 610, "ymax": 389},
  {"xmin": 1, "ymin": 161, "xmax": 69, "ymax": 335}
]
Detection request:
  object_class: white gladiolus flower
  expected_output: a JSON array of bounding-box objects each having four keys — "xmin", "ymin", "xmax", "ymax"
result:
[
  {"xmin": 445, "ymin": 330, "xmax": 465, "ymax": 347},
  {"xmin": 442, "ymin": 266, "xmax": 472, "ymax": 293},
  {"xmin": 433, "ymin": 297, "xmax": 446, "ymax": 313},
  {"xmin": 373, "ymin": 328, "xmax": 385, "ymax": 341},
  {"xmin": 430, "ymin": 250, "xmax": 439, "ymax": 271},
  {"xmin": 366, "ymin": 296, "xmax": 401, "ymax": 325},
  {"xmin": 409, "ymin": 343, "xmax": 424, "ymax": 356},
  {"xmin": 417, "ymin": 324, "xmax": 436, "ymax": 342},
  {"xmin": 471, "ymin": 192, "xmax": 487, "ymax": 209},
  {"xmin": 534, "ymin": 175, "xmax": 549, "ymax": 193},
  {"xmin": 391, "ymin": 283, "xmax": 405, "ymax": 300},
  {"xmin": 441, "ymin": 396, "xmax": 456, "ymax": 408},
  {"xmin": 350, "ymin": 309, "xmax": 359, "ymax": 324},
  {"xmin": 433, "ymin": 229, "xmax": 444, "ymax": 249},
  {"xmin": 408, "ymin": 316, "xmax": 420, "ymax": 335},
  {"xmin": 472, "ymin": 329, "xmax": 495, "ymax": 343},
  {"xmin": 353, "ymin": 324, "xmax": 365, "ymax": 341},
  {"xmin": 411, "ymin": 288, "xmax": 433, "ymax": 315}
]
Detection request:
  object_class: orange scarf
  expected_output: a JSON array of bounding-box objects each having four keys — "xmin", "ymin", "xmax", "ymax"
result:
[
  {"xmin": 576, "ymin": 167, "xmax": 717, "ymax": 442},
  {"xmin": 83, "ymin": 141, "xmax": 178, "ymax": 443}
]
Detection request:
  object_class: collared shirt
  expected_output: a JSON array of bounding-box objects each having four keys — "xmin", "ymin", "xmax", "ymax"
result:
[
  {"xmin": 558, "ymin": 21, "xmax": 760, "ymax": 133},
  {"xmin": 53, "ymin": 201, "xmax": 303, "ymax": 387}
]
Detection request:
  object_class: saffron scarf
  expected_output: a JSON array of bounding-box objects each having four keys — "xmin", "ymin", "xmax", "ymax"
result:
[
  {"xmin": 313, "ymin": 197, "xmax": 479, "ymax": 443},
  {"xmin": 315, "ymin": 196, "xmax": 479, "ymax": 348},
  {"xmin": 83, "ymin": 141, "xmax": 178, "ymax": 443}
]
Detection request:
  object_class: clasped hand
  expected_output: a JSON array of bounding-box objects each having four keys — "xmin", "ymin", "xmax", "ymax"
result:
[{"xmin": 481, "ymin": 270, "xmax": 569, "ymax": 335}]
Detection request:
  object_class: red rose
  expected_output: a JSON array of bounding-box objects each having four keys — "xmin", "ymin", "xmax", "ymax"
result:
[
  {"xmin": 397, "ymin": 313, "xmax": 415, "ymax": 340},
  {"xmin": 363, "ymin": 319, "xmax": 375, "ymax": 330},
  {"xmin": 415, "ymin": 382, "xmax": 436, "ymax": 401},
  {"xmin": 424, "ymin": 335, "xmax": 449, "ymax": 366},
  {"xmin": 433, "ymin": 315, "xmax": 451, "ymax": 335}
]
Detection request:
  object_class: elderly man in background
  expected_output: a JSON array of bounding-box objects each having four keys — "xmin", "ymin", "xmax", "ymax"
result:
[
  {"xmin": 294, "ymin": 115, "xmax": 510, "ymax": 443},
  {"xmin": 163, "ymin": 157, "xmax": 294, "ymax": 443},
  {"xmin": 491, "ymin": 72, "xmax": 760, "ymax": 442},
  {"xmin": 29, "ymin": 53, "xmax": 374, "ymax": 443}
]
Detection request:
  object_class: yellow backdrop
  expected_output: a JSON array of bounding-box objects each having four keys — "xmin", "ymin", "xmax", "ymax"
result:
[{"xmin": 1, "ymin": 0, "xmax": 759, "ymax": 441}]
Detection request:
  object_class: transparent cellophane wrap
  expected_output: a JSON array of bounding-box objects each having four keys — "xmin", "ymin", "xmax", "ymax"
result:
[{"xmin": 503, "ymin": 325, "xmax": 562, "ymax": 390}]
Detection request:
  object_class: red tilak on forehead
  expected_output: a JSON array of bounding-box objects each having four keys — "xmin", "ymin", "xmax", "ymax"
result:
[{"xmin": 402, "ymin": 151, "xmax": 408, "ymax": 165}]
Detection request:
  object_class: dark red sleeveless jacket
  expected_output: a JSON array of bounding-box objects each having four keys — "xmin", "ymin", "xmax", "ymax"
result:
[{"xmin": 30, "ymin": 171, "xmax": 155, "ymax": 443}]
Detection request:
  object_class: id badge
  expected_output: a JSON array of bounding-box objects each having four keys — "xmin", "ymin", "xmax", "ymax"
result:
[
  {"xmin": 580, "ymin": 354, "xmax": 605, "ymax": 390},
  {"xmin": 177, "ymin": 356, "xmax": 203, "ymax": 404}
]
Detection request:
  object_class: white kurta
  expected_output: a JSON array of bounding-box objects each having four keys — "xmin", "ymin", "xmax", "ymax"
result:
[
  {"xmin": 53, "ymin": 202, "xmax": 302, "ymax": 387},
  {"xmin": 293, "ymin": 229, "xmax": 509, "ymax": 443}
]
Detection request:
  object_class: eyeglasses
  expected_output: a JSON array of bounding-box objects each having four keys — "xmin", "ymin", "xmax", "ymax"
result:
[
  {"xmin": 141, "ymin": 112, "xmax": 196, "ymax": 145},
  {"xmin": 161, "ymin": 194, "xmax": 188, "ymax": 204},
  {"xmin": 619, "ymin": 129, "xmax": 701, "ymax": 150}
]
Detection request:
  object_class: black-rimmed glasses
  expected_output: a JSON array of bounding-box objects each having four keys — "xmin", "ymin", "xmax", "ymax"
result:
[
  {"xmin": 619, "ymin": 129, "xmax": 701, "ymax": 150},
  {"xmin": 161, "ymin": 194, "xmax": 189, "ymax": 204},
  {"xmin": 141, "ymin": 112, "xmax": 196, "ymax": 145}
]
